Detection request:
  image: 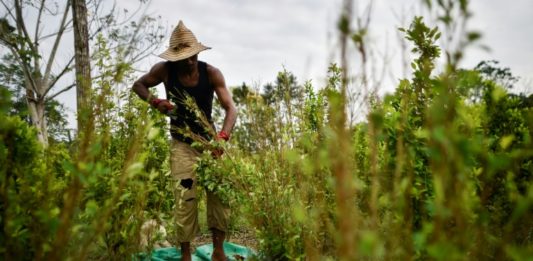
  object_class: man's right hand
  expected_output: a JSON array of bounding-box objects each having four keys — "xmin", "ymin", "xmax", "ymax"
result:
[
  {"xmin": 211, "ymin": 131, "xmax": 230, "ymax": 158},
  {"xmin": 150, "ymin": 98, "xmax": 174, "ymax": 114}
]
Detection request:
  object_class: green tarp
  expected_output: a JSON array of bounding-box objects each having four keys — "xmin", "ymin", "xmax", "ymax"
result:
[{"xmin": 136, "ymin": 242, "xmax": 255, "ymax": 261}]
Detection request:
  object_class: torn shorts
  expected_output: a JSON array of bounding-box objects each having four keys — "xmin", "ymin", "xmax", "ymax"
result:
[{"xmin": 170, "ymin": 139, "xmax": 230, "ymax": 243}]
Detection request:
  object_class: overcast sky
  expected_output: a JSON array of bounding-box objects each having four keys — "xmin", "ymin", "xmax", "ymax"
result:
[
  {"xmin": 7, "ymin": 0, "xmax": 529, "ymax": 128},
  {"xmin": 119, "ymin": 0, "xmax": 532, "ymax": 93}
]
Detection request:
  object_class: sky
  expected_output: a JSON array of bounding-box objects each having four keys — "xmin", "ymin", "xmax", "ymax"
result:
[
  {"xmin": 118, "ymin": 0, "xmax": 532, "ymax": 94},
  {"xmin": 3, "ymin": 0, "xmax": 532, "ymax": 128},
  {"xmin": 98, "ymin": 0, "xmax": 533, "ymax": 126}
]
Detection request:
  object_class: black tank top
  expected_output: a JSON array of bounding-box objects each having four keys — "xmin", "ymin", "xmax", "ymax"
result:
[{"xmin": 165, "ymin": 61, "xmax": 214, "ymax": 143}]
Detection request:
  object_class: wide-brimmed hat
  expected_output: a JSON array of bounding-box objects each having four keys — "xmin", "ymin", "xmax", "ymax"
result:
[{"xmin": 158, "ymin": 21, "xmax": 211, "ymax": 61}]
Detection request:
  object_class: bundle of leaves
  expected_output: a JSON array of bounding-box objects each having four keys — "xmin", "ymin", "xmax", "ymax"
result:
[{"xmin": 194, "ymin": 146, "xmax": 257, "ymax": 206}]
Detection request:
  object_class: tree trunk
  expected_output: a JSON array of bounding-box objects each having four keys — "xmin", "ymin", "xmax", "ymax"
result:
[
  {"xmin": 71, "ymin": 0, "xmax": 92, "ymax": 133},
  {"xmin": 46, "ymin": 1, "xmax": 92, "ymax": 259},
  {"xmin": 26, "ymin": 83, "xmax": 49, "ymax": 146}
]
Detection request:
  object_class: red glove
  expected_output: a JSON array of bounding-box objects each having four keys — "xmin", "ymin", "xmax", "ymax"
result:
[
  {"xmin": 150, "ymin": 98, "xmax": 174, "ymax": 113},
  {"xmin": 212, "ymin": 131, "xmax": 230, "ymax": 158},
  {"xmin": 216, "ymin": 131, "xmax": 230, "ymax": 141}
]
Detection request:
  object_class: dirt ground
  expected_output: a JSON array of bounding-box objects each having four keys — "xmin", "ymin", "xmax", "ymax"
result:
[{"xmin": 191, "ymin": 228, "xmax": 258, "ymax": 251}]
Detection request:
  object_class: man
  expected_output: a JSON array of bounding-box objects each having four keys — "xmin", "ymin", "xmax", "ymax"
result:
[{"xmin": 132, "ymin": 21, "xmax": 237, "ymax": 261}]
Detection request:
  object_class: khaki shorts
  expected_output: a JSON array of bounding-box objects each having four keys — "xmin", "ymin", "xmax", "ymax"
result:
[{"xmin": 170, "ymin": 139, "xmax": 230, "ymax": 243}]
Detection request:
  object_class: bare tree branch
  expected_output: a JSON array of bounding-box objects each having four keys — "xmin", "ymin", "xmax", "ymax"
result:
[
  {"xmin": 6, "ymin": 43, "xmax": 39, "ymax": 94},
  {"xmin": 42, "ymin": 1, "xmax": 61, "ymax": 15},
  {"xmin": 0, "ymin": 0, "xmax": 17, "ymax": 21},
  {"xmin": 104, "ymin": 1, "xmax": 144, "ymax": 28},
  {"xmin": 45, "ymin": 56, "xmax": 74, "ymax": 94},
  {"xmin": 46, "ymin": 83, "xmax": 76, "ymax": 102},
  {"xmin": 83, "ymin": 0, "xmax": 107, "ymax": 39},
  {"xmin": 14, "ymin": 0, "xmax": 40, "ymax": 75},
  {"xmin": 122, "ymin": 15, "xmax": 147, "ymax": 59},
  {"xmin": 14, "ymin": 0, "xmax": 31, "ymax": 40},
  {"xmin": 34, "ymin": 0, "xmax": 46, "ymax": 45},
  {"xmin": 43, "ymin": 56, "xmax": 75, "ymax": 99},
  {"xmin": 43, "ymin": 0, "xmax": 71, "ymax": 89},
  {"xmin": 129, "ymin": 50, "xmax": 155, "ymax": 65},
  {"xmin": 39, "ymin": 19, "xmax": 73, "ymax": 41}
]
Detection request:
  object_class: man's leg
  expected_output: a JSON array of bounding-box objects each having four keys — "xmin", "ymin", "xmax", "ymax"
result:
[
  {"xmin": 173, "ymin": 187, "xmax": 199, "ymax": 260},
  {"xmin": 180, "ymin": 242, "xmax": 192, "ymax": 261},
  {"xmin": 170, "ymin": 140, "xmax": 201, "ymax": 260},
  {"xmin": 211, "ymin": 228, "xmax": 226, "ymax": 261},
  {"xmin": 206, "ymin": 190, "xmax": 231, "ymax": 261}
]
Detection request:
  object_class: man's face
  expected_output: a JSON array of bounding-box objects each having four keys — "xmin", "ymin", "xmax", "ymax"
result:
[{"xmin": 178, "ymin": 54, "xmax": 198, "ymax": 71}]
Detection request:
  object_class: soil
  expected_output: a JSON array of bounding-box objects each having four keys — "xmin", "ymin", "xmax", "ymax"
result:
[{"xmin": 191, "ymin": 228, "xmax": 258, "ymax": 251}]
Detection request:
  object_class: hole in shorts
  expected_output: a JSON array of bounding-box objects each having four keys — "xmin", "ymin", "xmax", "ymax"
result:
[{"xmin": 180, "ymin": 178, "xmax": 194, "ymax": 190}]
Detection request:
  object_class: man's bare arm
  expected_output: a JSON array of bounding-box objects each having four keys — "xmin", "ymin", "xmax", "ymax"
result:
[
  {"xmin": 132, "ymin": 62, "xmax": 166, "ymax": 102},
  {"xmin": 209, "ymin": 65, "xmax": 237, "ymax": 135}
]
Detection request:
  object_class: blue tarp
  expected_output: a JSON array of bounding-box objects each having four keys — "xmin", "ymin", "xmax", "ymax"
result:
[{"xmin": 136, "ymin": 242, "xmax": 255, "ymax": 261}]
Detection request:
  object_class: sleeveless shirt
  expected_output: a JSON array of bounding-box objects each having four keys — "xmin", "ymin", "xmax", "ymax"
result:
[{"xmin": 164, "ymin": 61, "xmax": 215, "ymax": 144}]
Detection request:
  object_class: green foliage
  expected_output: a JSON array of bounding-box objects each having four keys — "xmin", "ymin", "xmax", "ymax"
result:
[
  {"xmin": 0, "ymin": 33, "xmax": 174, "ymax": 260},
  {"xmin": 0, "ymin": 92, "xmax": 70, "ymax": 258},
  {"xmin": 193, "ymin": 11, "xmax": 532, "ymax": 261},
  {"xmin": 476, "ymin": 60, "xmax": 519, "ymax": 90},
  {"xmin": 70, "ymin": 35, "xmax": 174, "ymax": 259},
  {"xmin": 2, "ymin": 1, "xmax": 532, "ymax": 260},
  {"xmin": 195, "ymin": 149, "xmax": 254, "ymax": 206}
]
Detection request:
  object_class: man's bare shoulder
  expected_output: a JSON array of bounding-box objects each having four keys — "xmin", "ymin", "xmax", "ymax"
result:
[
  {"xmin": 142, "ymin": 61, "xmax": 168, "ymax": 84},
  {"xmin": 205, "ymin": 63, "xmax": 224, "ymax": 84},
  {"xmin": 150, "ymin": 61, "xmax": 168, "ymax": 74},
  {"xmin": 205, "ymin": 63, "xmax": 222, "ymax": 75}
]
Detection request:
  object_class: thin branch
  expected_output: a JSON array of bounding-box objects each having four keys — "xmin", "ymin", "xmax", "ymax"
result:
[
  {"xmin": 87, "ymin": 0, "xmax": 110, "ymax": 39},
  {"xmin": 34, "ymin": 0, "xmax": 46, "ymax": 46},
  {"xmin": 14, "ymin": 0, "xmax": 30, "ymax": 40},
  {"xmin": 43, "ymin": 56, "xmax": 75, "ymax": 98},
  {"xmin": 129, "ymin": 50, "xmax": 155, "ymax": 65},
  {"xmin": 122, "ymin": 2, "xmax": 144, "ymax": 26},
  {"xmin": 7, "ymin": 44, "xmax": 39, "ymax": 94},
  {"xmin": 88, "ymin": 72, "xmax": 112, "ymax": 83},
  {"xmin": 109, "ymin": 1, "xmax": 144, "ymax": 28},
  {"xmin": 106, "ymin": 40, "xmax": 151, "ymax": 62},
  {"xmin": 43, "ymin": 0, "xmax": 70, "ymax": 88},
  {"xmin": 42, "ymin": 0, "xmax": 61, "ymax": 15},
  {"xmin": 89, "ymin": 23, "xmax": 104, "ymax": 40},
  {"xmin": 0, "ymin": 0, "xmax": 17, "ymax": 21},
  {"xmin": 46, "ymin": 83, "xmax": 76, "ymax": 101},
  {"xmin": 122, "ymin": 15, "xmax": 146, "ymax": 59},
  {"xmin": 39, "ymin": 20, "xmax": 73, "ymax": 41},
  {"xmin": 14, "ymin": 0, "xmax": 39, "ymax": 73}
]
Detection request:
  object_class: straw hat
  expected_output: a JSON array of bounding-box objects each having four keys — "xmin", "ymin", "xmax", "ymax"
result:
[{"xmin": 158, "ymin": 21, "xmax": 211, "ymax": 61}]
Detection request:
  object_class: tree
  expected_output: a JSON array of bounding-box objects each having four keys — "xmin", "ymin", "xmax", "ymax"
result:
[
  {"xmin": 42, "ymin": 2, "xmax": 92, "ymax": 258},
  {"xmin": 71, "ymin": 0, "xmax": 92, "ymax": 132},
  {"xmin": 0, "ymin": 53, "xmax": 27, "ymax": 119},
  {"xmin": 261, "ymin": 69, "xmax": 302, "ymax": 106},
  {"xmin": 0, "ymin": 53, "xmax": 71, "ymax": 143},
  {"xmin": 475, "ymin": 60, "xmax": 519, "ymax": 90},
  {"xmin": 0, "ymin": 0, "xmax": 72, "ymax": 145},
  {"xmin": 0, "ymin": 0, "xmax": 166, "ymax": 146}
]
